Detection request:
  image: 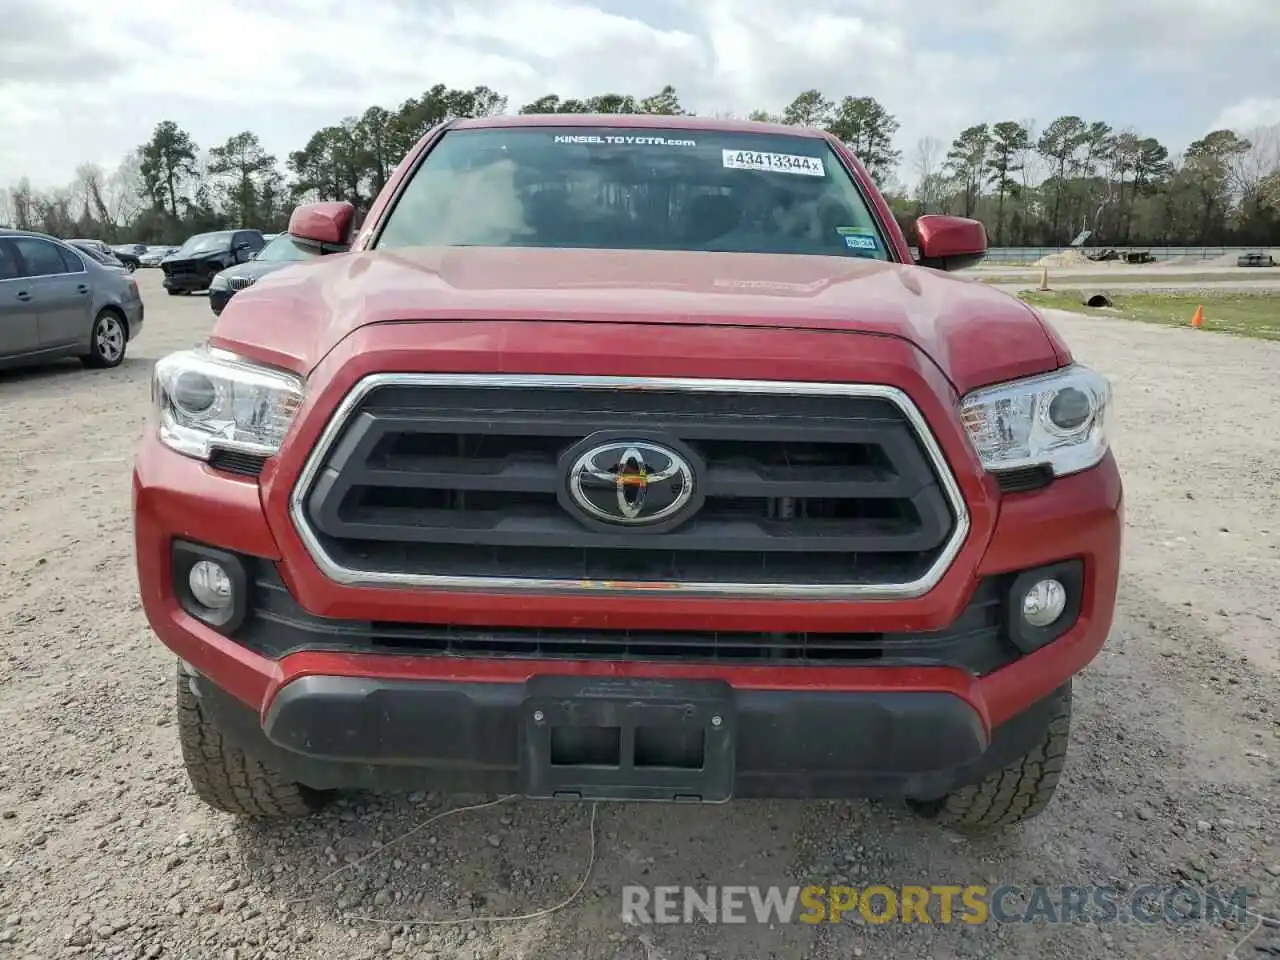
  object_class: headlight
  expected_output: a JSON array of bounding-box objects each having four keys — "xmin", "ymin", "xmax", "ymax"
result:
[
  {"xmin": 209, "ymin": 273, "xmax": 230, "ymax": 291},
  {"xmin": 960, "ymin": 364, "xmax": 1111, "ymax": 477},
  {"xmin": 152, "ymin": 347, "xmax": 303, "ymax": 460}
]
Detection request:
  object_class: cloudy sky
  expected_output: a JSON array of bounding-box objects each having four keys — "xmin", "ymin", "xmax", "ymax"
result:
[{"xmin": 2, "ymin": 0, "xmax": 1278, "ymax": 189}]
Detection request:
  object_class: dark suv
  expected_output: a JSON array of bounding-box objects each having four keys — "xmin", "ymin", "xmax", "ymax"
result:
[{"xmin": 162, "ymin": 230, "xmax": 265, "ymax": 295}]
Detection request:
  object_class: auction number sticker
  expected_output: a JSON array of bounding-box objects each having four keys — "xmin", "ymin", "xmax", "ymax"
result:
[
  {"xmin": 722, "ymin": 149, "xmax": 825, "ymax": 176},
  {"xmin": 844, "ymin": 234, "xmax": 878, "ymax": 250}
]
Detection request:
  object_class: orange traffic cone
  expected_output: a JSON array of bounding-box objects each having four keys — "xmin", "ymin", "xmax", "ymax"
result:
[
  {"xmin": 1191, "ymin": 305, "xmax": 1204, "ymax": 328},
  {"xmin": 1038, "ymin": 267, "xmax": 1050, "ymax": 291}
]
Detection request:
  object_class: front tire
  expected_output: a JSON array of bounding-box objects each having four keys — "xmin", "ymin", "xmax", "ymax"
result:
[
  {"xmin": 81, "ymin": 309, "xmax": 127, "ymax": 369},
  {"xmin": 907, "ymin": 685, "xmax": 1072, "ymax": 830},
  {"xmin": 175, "ymin": 668, "xmax": 330, "ymax": 818}
]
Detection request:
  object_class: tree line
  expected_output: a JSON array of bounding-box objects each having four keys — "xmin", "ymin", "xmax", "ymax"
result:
[{"xmin": 1, "ymin": 83, "xmax": 1277, "ymax": 248}]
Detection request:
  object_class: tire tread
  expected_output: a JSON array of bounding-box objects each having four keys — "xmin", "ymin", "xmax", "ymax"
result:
[
  {"xmin": 176, "ymin": 671, "xmax": 324, "ymax": 818},
  {"xmin": 918, "ymin": 688, "xmax": 1072, "ymax": 830}
]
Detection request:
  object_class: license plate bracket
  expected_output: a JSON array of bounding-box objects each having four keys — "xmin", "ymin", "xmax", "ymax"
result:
[{"xmin": 519, "ymin": 676, "xmax": 735, "ymax": 803}]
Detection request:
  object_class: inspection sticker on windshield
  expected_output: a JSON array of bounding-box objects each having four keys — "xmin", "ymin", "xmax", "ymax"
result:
[
  {"xmin": 722, "ymin": 149, "xmax": 825, "ymax": 176},
  {"xmin": 844, "ymin": 234, "xmax": 878, "ymax": 250}
]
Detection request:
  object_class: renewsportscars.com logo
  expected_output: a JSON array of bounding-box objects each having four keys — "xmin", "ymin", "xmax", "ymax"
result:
[{"xmin": 621, "ymin": 884, "xmax": 1252, "ymax": 926}]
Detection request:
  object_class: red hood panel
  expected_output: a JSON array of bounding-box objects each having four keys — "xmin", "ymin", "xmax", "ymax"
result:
[{"xmin": 210, "ymin": 247, "xmax": 1064, "ymax": 392}]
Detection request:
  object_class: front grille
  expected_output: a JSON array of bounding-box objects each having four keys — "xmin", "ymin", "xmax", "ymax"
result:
[
  {"xmin": 292, "ymin": 375, "xmax": 968, "ymax": 598},
  {"xmin": 236, "ymin": 560, "xmax": 1015, "ymax": 673},
  {"xmin": 228, "ymin": 276, "xmax": 257, "ymax": 291}
]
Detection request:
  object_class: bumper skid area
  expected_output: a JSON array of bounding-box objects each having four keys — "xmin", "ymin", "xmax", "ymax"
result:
[{"xmin": 193, "ymin": 671, "xmax": 1066, "ymax": 802}]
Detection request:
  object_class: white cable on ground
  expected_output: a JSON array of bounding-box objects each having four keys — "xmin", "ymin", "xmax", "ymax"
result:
[
  {"xmin": 287, "ymin": 794, "xmax": 602, "ymax": 928},
  {"xmin": 288, "ymin": 795, "xmax": 1275, "ymax": 949},
  {"xmin": 1228, "ymin": 906, "xmax": 1280, "ymax": 960}
]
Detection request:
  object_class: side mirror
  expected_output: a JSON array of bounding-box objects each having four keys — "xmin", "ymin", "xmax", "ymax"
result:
[
  {"xmin": 914, "ymin": 215, "xmax": 987, "ymax": 271},
  {"xmin": 288, "ymin": 201, "xmax": 356, "ymax": 248}
]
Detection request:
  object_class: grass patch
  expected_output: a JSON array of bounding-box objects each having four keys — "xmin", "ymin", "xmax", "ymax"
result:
[{"xmin": 1017, "ymin": 290, "xmax": 1280, "ymax": 341}]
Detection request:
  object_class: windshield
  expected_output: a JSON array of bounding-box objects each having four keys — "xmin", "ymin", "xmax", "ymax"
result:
[
  {"xmin": 375, "ymin": 127, "xmax": 892, "ymax": 260},
  {"xmin": 253, "ymin": 234, "xmax": 323, "ymax": 263},
  {"xmin": 178, "ymin": 232, "xmax": 234, "ymax": 255}
]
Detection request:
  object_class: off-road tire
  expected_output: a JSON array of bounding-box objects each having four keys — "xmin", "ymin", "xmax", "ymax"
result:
[
  {"xmin": 176, "ymin": 669, "xmax": 329, "ymax": 818},
  {"xmin": 908, "ymin": 685, "xmax": 1071, "ymax": 830}
]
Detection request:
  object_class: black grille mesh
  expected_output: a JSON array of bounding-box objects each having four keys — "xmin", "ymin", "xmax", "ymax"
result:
[{"xmin": 299, "ymin": 382, "xmax": 959, "ymax": 589}]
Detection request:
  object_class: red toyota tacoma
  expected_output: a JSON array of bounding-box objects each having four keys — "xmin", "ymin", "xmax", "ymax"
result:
[{"xmin": 133, "ymin": 114, "xmax": 1122, "ymax": 830}]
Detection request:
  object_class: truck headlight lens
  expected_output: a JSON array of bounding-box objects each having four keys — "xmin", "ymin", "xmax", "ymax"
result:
[
  {"xmin": 153, "ymin": 347, "xmax": 303, "ymax": 460},
  {"xmin": 960, "ymin": 364, "xmax": 1111, "ymax": 477}
]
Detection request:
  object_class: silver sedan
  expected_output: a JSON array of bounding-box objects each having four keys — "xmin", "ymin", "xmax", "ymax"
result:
[{"xmin": 0, "ymin": 228, "xmax": 145, "ymax": 371}]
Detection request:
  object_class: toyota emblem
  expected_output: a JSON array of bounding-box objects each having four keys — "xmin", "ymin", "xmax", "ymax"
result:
[{"xmin": 566, "ymin": 440, "xmax": 696, "ymax": 526}]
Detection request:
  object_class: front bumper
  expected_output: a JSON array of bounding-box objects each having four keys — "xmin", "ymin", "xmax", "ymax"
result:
[
  {"xmin": 163, "ymin": 271, "xmax": 217, "ymax": 292},
  {"xmin": 189, "ymin": 666, "xmax": 1069, "ymax": 800},
  {"xmin": 209, "ymin": 288, "xmax": 233, "ymax": 315},
  {"xmin": 135, "ymin": 438, "xmax": 1121, "ymax": 801}
]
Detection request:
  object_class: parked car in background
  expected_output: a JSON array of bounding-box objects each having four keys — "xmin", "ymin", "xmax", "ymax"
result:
[
  {"xmin": 208, "ymin": 231, "xmax": 344, "ymax": 315},
  {"xmin": 114, "ymin": 243, "xmax": 149, "ymax": 261},
  {"xmin": 114, "ymin": 251, "xmax": 141, "ymax": 272},
  {"xmin": 0, "ymin": 228, "xmax": 144, "ymax": 370},
  {"xmin": 161, "ymin": 229, "xmax": 265, "ymax": 295},
  {"xmin": 139, "ymin": 245, "xmax": 180, "ymax": 267},
  {"xmin": 1237, "ymin": 251, "xmax": 1276, "ymax": 267},
  {"xmin": 70, "ymin": 238, "xmax": 138, "ymax": 272}
]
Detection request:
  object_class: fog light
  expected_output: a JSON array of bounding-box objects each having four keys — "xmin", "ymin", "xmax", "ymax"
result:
[
  {"xmin": 188, "ymin": 560, "xmax": 233, "ymax": 610},
  {"xmin": 1021, "ymin": 578, "xmax": 1066, "ymax": 627}
]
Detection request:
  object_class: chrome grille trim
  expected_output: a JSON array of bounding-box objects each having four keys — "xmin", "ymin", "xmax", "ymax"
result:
[{"xmin": 288, "ymin": 374, "xmax": 972, "ymax": 599}]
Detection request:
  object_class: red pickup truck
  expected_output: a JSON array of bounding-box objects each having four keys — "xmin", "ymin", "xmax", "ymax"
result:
[{"xmin": 133, "ymin": 114, "xmax": 1121, "ymax": 831}]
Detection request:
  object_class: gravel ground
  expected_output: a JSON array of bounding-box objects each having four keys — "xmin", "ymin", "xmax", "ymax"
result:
[{"xmin": 1, "ymin": 272, "xmax": 1278, "ymax": 960}]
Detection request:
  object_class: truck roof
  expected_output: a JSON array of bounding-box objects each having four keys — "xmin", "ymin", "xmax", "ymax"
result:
[{"xmin": 451, "ymin": 113, "xmax": 827, "ymax": 138}]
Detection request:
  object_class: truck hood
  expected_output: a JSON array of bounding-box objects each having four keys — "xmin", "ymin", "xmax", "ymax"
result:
[{"xmin": 211, "ymin": 247, "xmax": 1068, "ymax": 393}]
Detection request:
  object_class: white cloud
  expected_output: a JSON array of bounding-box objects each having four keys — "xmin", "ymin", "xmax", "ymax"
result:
[
  {"xmin": 1211, "ymin": 99, "xmax": 1280, "ymax": 134},
  {"xmin": 1, "ymin": 0, "xmax": 1277, "ymax": 188}
]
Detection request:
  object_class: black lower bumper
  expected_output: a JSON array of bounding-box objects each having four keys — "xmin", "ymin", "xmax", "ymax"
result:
[
  {"xmin": 163, "ymin": 274, "xmax": 214, "ymax": 293},
  {"xmin": 193, "ymin": 672, "xmax": 1066, "ymax": 802},
  {"xmin": 209, "ymin": 289, "xmax": 233, "ymax": 315}
]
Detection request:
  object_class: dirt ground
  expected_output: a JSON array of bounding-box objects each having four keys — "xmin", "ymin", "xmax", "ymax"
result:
[{"xmin": 1, "ymin": 271, "xmax": 1278, "ymax": 960}]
